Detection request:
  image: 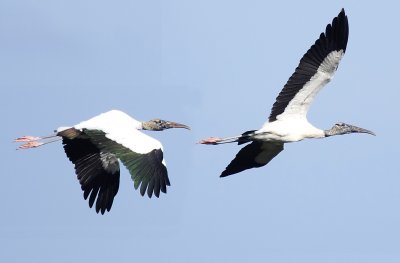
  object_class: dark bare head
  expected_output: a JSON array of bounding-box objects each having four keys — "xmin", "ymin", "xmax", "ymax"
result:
[
  {"xmin": 142, "ymin": 119, "xmax": 190, "ymax": 131},
  {"xmin": 324, "ymin": 122, "xmax": 375, "ymax": 137}
]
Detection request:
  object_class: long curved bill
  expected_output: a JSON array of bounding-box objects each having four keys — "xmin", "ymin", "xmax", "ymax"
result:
[
  {"xmin": 349, "ymin": 125, "xmax": 376, "ymax": 136},
  {"xmin": 165, "ymin": 121, "xmax": 191, "ymax": 130}
]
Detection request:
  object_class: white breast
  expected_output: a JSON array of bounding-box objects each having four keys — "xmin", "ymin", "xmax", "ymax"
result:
[{"xmin": 256, "ymin": 118, "xmax": 325, "ymax": 142}]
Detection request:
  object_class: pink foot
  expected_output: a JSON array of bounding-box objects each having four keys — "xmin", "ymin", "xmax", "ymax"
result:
[
  {"xmin": 198, "ymin": 137, "xmax": 222, "ymax": 145},
  {"xmin": 17, "ymin": 141, "xmax": 44, "ymax": 150},
  {"xmin": 14, "ymin": 136, "xmax": 41, "ymax": 142}
]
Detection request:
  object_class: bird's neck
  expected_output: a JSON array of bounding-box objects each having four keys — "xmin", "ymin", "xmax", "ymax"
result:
[
  {"xmin": 141, "ymin": 121, "xmax": 161, "ymax": 131},
  {"xmin": 141, "ymin": 121, "xmax": 150, "ymax": 130},
  {"xmin": 324, "ymin": 128, "xmax": 344, "ymax": 137},
  {"xmin": 324, "ymin": 130, "xmax": 333, "ymax": 137}
]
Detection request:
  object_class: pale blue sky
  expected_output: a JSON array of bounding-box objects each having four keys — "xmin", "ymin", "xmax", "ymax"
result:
[{"xmin": 1, "ymin": 1, "xmax": 399, "ymax": 262}]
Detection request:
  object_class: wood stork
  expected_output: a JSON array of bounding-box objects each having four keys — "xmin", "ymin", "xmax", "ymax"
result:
[
  {"xmin": 15, "ymin": 110, "xmax": 190, "ymax": 214},
  {"xmin": 199, "ymin": 9, "xmax": 374, "ymax": 177}
]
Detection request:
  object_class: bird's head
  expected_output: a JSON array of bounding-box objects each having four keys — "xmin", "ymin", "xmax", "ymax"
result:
[
  {"xmin": 142, "ymin": 119, "xmax": 190, "ymax": 131},
  {"xmin": 325, "ymin": 122, "xmax": 375, "ymax": 137}
]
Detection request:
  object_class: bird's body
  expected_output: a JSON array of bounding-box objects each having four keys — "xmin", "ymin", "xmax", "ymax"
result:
[
  {"xmin": 254, "ymin": 119, "xmax": 324, "ymax": 142},
  {"xmin": 199, "ymin": 9, "xmax": 375, "ymax": 177},
  {"xmin": 16, "ymin": 110, "xmax": 189, "ymax": 214},
  {"xmin": 69, "ymin": 110, "xmax": 165, "ymax": 158}
]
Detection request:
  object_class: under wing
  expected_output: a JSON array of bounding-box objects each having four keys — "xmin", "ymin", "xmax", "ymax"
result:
[
  {"xmin": 83, "ymin": 129, "xmax": 170, "ymax": 198},
  {"xmin": 268, "ymin": 9, "xmax": 348, "ymax": 122},
  {"xmin": 221, "ymin": 142, "xmax": 284, "ymax": 177},
  {"xmin": 62, "ymin": 136, "xmax": 120, "ymax": 214}
]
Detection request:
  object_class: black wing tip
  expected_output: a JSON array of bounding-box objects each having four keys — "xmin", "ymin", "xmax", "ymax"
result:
[
  {"xmin": 137, "ymin": 178, "xmax": 169, "ymax": 198},
  {"xmin": 330, "ymin": 8, "xmax": 349, "ymax": 53},
  {"xmin": 84, "ymin": 190, "xmax": 115, "ymax": 214},
  {"xmin": 130, "ymin": 149, "xmax": 170, "ymax": 199},
  {"xmin": 220, "ymin": 170, "xmax": 235, "ymax": 177},
  {"xmin": 95, "ymin": 206, "xmax": 110, "ymax": 215},
  {"xmin": 219, "ymin": 164, "xmax": 252, "ymax": 178},
  {"xmin": 220, "ymin": 170, "xmax": 228, "ymax": 177}
]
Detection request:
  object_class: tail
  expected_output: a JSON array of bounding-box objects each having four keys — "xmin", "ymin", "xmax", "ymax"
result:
[
  {"xmin": 198, "ymin": 130, "xmax": 256, "ymax": 145},
  {"xmin": 237, "ymin": 130, "xmax": 256, "ymax": 145}
]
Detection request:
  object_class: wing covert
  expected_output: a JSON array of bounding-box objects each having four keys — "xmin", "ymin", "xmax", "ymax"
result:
[{"xmin": 83, "ymin": 129, "xmax": 170, "ymax": 198}]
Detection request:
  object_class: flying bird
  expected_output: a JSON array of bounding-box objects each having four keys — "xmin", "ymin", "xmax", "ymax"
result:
[
  {"xmin": 15, "ymin": 110, "xmax": 190, "ymax": 214},
  {"xmin": 199, "ymin": 9, "xmax": 374, "ymax": 177}
]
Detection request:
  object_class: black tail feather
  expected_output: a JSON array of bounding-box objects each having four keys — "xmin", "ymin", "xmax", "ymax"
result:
[{"xmin": 237, "ymin": 130, "xmax": 256, "ymax": 145}]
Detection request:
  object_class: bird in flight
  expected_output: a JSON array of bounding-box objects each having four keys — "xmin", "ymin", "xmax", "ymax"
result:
[
  {"xmin": 15, "ymin": 110, "xmax": 190, "ymax": 214},
  {"xmin": 199, "ymin": 9, "xmax": 374, "ymax": 177}
]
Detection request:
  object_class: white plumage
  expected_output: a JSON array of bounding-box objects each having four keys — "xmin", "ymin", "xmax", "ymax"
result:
[
  {"xmin": 73, "ymin": 110, "xmax": 164, "ymax": 157},
  {"xmin": 276, "ymin": 50, "xmax": 344, "ymax": 121},
  {"xmin": 15, "ymin": 109, "xmax": 189, "ymax": 214},
  {"xmin": 199, "ymin": 9, "xmax": 375, "ymax": 177}
]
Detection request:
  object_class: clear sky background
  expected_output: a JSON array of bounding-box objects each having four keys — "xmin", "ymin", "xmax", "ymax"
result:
[{"xmin": 1, "ymin": 1, "xmax": 399, "ymax": 262}]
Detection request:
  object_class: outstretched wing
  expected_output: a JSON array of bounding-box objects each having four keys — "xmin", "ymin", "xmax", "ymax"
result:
[
  {"xmin": 269, "ymin": 9, "xmax": 349, "ymax": 122},
  {"xmin": 62, "ymin": 136, "xmax": 120, "ymax": 214},
  {"xmin": 220, "ymin": 141, "xmax": 284, "ymax": 177},
  {"xmin": 83, "ymin": 129, "xmax": 170, "ymax": 198}
]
